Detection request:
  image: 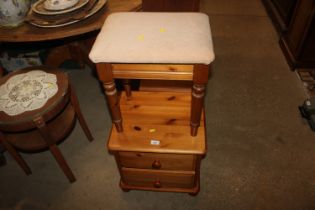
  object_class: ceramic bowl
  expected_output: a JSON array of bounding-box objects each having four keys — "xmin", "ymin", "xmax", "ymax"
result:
[
  {"xmin": 0, "ymin": 0, "xmax": 31, "ymax": 27},
  {"xmin": 43, "ymin": 0, "xmax": 79, "ymax": 11}
]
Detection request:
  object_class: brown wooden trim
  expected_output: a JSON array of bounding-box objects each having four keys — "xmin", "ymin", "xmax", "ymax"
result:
[
  {"xmin": 190, "ymin": 64, "xmax": 209, "ymax": 136},
  {"xmin": 96, "ymin": 63, "xmax": 123, "ymax": 132}
]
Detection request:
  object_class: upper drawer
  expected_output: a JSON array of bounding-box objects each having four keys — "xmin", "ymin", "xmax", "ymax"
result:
[{"xmin": 118, "ymin": 152, "xmax": 195, "ymax": 171}]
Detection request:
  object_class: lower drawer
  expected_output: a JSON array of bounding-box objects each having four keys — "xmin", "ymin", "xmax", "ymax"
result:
[{"xmin": 121, "ymin": 167, "xmax": 195, "ymax": 189}]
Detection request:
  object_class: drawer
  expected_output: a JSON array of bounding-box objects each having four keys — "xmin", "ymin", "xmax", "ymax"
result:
[
  {"xmin": 121, "ymin": 167, "xmax": 195, "ymax": 189},
  {"xmin": 118, "ymin": 152, "xmax": 195, "ymax": 170}
]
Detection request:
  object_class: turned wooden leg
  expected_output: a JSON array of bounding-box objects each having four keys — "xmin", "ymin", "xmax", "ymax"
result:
[
  {"xmin": 103, "ymin": 81, "xmax": 123, "ymax": 132},
  {"xmin": 33, "ymin": 117, "xmax": 76, "ymax": 183},
  {"xmin": 0, "ymin": 132, "xmax": 31, "ymax": 174},
  {"xmin": 70, "ymin": 84, "xmax": 94, "ymax": 142},
  {"xmin": 190, "ymin": 64, "xmax": 209, "ymax": 136},
  {"xmin": 48, "ymin": 144, "xmax": 76, "ymax": 183},
  {"xmin": 96, "ymin": 63, "xmax": 123, "ymax": 132},
  {"xmin": 122, "ymin": 79, "xmax": 132, "ymax": 98}
]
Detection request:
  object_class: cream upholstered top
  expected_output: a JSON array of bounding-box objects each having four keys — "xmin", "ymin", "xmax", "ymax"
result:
[
  {"xmin": 0, "ymin": 70, "xmax": 58, "ymax": 116},
  {"xmin": 89, "ymin": 12, "xmax": 215, "ymax": 64}
]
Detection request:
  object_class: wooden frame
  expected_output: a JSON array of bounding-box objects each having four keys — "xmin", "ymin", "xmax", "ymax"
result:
[{"xmin": 95, "ymin": 63, "xmax": 210, "ymax": 136}]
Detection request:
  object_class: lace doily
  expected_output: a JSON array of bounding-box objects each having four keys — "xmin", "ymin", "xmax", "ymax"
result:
[{"xmin": 0, "ymin": 70, "xmax": 58, "ymax": 116}]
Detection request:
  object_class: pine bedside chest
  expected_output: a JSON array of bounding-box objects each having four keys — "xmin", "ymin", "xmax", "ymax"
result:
[{"xmin": 89, "ymin": 12, "xmax": 214, "ymax": 195}]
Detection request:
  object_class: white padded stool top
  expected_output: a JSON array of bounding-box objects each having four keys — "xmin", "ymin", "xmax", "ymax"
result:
[{"xmin": 89, "ymin": 12, "xmax": 215, "ymax": 64}]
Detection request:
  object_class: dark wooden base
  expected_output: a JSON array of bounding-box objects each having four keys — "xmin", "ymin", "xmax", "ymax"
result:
[
  {"xmin": 45, "ymin": 39, "xmax": 95, "ymax": 69},
  {"xmin": 279, "ymin": 36, "xmax": 296, "ymax": 70},
  {"xmin": 0, "ymin": 141, "xmax": 6, "ymax": 166},
  {"xmin": 279, "ymin": 36, "xmax": 315, "ymax": 70},
  {"xmin": 0, "ymin": 153, "xmax": 6, "ymax": 166},
  {"xmin": 261, "ymin": 0, "xmax": 288, "ymax": 34}
]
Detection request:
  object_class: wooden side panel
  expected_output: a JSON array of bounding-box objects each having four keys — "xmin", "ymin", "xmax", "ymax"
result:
[
  {"xmin": 5, "ymin": 103, "xmax": 76, "ymax": 151},
  {"xmin": 300, "ymin": 12, "xmax": 315, "ymax": 61},
  {"xmin": 286, "ymin": 0, "xmax": 314, "ymax": 54},
  {"xmin": 120, "ymin": 91, "xmax": 191, "ymax": 107}
]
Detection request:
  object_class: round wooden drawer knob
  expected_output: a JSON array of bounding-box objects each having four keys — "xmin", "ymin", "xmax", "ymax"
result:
[
  {"xmin": 152, "ymin": 160, "xmax": 161, "ymax": 169},
  {"xmin": 153, "ymin": 180, "xmax": 162, "ymax": 188}
]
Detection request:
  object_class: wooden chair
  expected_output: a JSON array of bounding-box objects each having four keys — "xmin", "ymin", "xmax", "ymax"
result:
[
  {"xmin": 0, "ymin": 67, "xmax": 93, "ymax": 183},
  {"xmin": 89, "ymin": 12, "xmax": 214, "ymax": 136}
]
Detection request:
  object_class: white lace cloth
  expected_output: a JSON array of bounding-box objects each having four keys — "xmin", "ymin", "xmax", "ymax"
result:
[{"xmin": 0, "ymin": 70, "xmax": 58, "ymax": 116}]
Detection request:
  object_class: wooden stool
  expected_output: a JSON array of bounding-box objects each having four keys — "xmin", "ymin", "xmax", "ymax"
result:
[
  {"xmin": 89, "ymin": 13, "xmax": 214, "ymax": 194},
  {"xmin": 89, "ymin": 12, "xmax": 215, "ymax": 136},
  {"xmin": 0, "ymin": 67, "xmax": 93, "ymax": 183}
]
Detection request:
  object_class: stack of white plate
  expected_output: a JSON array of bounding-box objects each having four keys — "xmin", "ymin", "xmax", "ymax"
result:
[
  {"xmin": 27, "ymin": 0, "xmax": 107, "ymax": 27},
  {"xmin": 32, "ymin": 0, "xmax": 89, "ymax": 16}
]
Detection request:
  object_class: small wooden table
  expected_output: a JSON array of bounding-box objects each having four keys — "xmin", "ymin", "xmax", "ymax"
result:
[
  {"xmin": 108, "ymin": 91, "xmax": 206, "ymax": 194},
  {"xmin": 0, "ymin": 67, "xmax": 93, "ymax": 182},
  {"xmin": 0, "ymin": 0, "xmax": 142, "ymax": 68}
]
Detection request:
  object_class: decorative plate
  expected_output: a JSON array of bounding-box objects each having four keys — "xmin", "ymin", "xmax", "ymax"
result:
[
  {"xmin": 32, "ymin": 0, "xmax": 89, "ymax": 15},
  {"xmin": 28, "ymin": 0, "xmax": 106, "ymax": 28},
  {"xmin": 44, "ymin": 0, "xmax": 79, "ymax": 11}
]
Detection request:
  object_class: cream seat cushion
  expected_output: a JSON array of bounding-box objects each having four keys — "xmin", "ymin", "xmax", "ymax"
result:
[{"xmin": 89, "ymin": 12, "xmax": 215, "ymax": 64}]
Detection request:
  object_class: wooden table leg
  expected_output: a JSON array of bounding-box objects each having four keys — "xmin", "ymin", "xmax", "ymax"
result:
[
  {"xmin": 45, "ymin": 40, "xmax": 95, "ymax": 69},
  {"xmin": 0, "ymin": 132, "xmax": 31, "ymax": 174},
  {"xmin": 33, "ymin": 117, "xmax": 76, "ymax": 183},
  {"xmin": 190, "ymin": 64, "xmax": 209, "ymax": 136},
  {"xmin": 70, "ymin": 84, "xmax": 94, "ymax": 141},
  {"xmin": 122, "ymin": 79, "xmax": 132, "ymax": 98},
  {"xmin": 0, "ymin": 140, "xmax": 6, "ymax": 167},
  {"xmin": 96, "ymin": 63, "xmax": 123, "ymax": 132}
]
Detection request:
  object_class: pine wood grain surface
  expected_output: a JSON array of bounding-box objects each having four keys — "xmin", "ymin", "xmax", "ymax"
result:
[{"xmin": 108, "ymin": 91, "xmax": 206, "ymax": 154}]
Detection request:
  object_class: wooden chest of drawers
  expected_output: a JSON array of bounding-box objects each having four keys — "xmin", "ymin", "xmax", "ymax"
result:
[{"xmin": 107, "ymin": 91, "xmax": 206, "ymax": 195}]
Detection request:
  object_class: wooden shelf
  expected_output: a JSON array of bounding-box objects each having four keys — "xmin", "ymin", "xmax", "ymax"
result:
[
  {"xmin": 107, "ymin": 91, "xmax": 206, "ymax": 194},
  {"xmin": 108, "ymin": 91, "xmax": 206, "ymax": 155}
]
